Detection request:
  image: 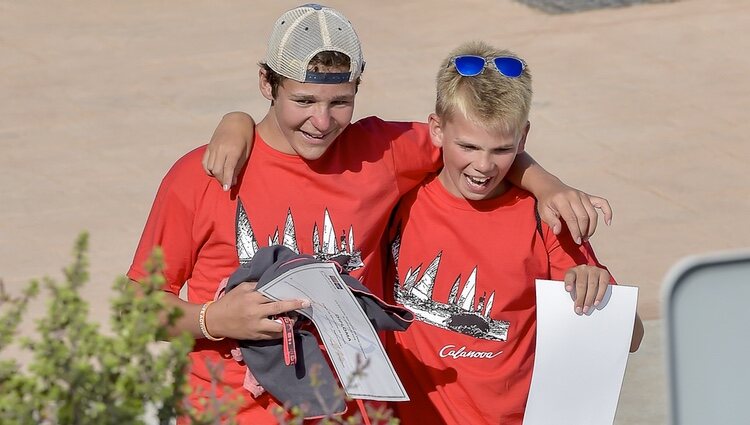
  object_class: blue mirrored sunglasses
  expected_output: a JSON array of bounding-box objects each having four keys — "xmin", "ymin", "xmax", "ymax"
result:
[{"xmin": 450, "ymin": 55, "xmax": 526, "ymax": 78}]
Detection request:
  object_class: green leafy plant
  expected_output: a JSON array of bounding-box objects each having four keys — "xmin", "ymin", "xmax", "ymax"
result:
[
  {"xmin": 0, "ymin": 233, "xmax": 400, "ymax": 425},
  {"xmin": 0, "ymin": 233, "xmax": 234, "ymax": 424}
]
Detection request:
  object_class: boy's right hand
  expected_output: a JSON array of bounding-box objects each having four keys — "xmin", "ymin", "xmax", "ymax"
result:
[
  {"xmin": 202, "ymin": 112, "xmax": 255, "ymax": 191},
  {"xmin": 563, "ymin": 265, "xmax": 611, "ymax": 316},
  {"xmin": 207, "ymin": 282, "xmax": 309, "ymax": 340}
]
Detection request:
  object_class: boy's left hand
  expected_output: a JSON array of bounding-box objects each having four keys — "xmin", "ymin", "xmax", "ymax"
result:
[{"xmin": 564, "ymin": 265, "xmax": 611, "ymax": 315}]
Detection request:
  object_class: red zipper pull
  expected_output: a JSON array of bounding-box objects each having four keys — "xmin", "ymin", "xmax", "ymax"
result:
[{"xmin": 279, "ymin": 316, "xmax": 297, "ymax": 366}]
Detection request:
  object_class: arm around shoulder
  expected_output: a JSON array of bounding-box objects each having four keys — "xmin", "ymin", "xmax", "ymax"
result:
[
  {"xmin": 507, "ymin": 151, "xmax": 613, "ymax": 244},
  {"xmin": 202, "ymin": 111, "xmax": 256, "ymax": 190}
]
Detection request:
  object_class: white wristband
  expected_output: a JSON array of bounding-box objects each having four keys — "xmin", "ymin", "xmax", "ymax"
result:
[{"xmin": 199, "ymin": 301, "xmax": 224, "ymax": 341}]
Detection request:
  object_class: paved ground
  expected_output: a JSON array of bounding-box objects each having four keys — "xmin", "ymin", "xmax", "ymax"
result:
[{"xmin": 2, "ymin": 0, "xmax": 748, "ymax": 423}]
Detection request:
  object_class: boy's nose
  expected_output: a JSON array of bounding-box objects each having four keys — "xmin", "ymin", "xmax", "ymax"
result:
[
  {"xmin": 309, "ymin": 108, "xmax": 332, "ymax": 133},
  {"xmin": 473, "ymin": 155, "xmax": 495, "ymax": 173}
]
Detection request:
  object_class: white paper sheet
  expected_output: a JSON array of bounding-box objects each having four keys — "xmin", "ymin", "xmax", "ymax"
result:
[
  {"xmin": 523, "ymin": 279, "xmax": 638, "ymax": 425},
  {"xmin": 256, "ymin": 262, "xmax": 409, "ymax": 401}
]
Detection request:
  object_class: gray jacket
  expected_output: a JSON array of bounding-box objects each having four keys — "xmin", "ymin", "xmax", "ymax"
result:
[{"xmin": 225, "ymin": 245, "xmax": 413, "ymax": 419}]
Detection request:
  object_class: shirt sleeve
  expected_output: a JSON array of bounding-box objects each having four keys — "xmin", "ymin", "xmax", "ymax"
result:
[
  {"xmin": 127, "ymin": 147, "xmax": 210, "ymax": 295},
  {"xmin": 385, "ymin": 120, "xmax": 443, "ymax": 195}
]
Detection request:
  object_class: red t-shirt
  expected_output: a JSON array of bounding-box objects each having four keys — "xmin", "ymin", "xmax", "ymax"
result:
[
  {"xmin": 387, "ymin": 176, "xmax": 609, "ymax": 425},
  {"xmin": 128, "ymin": 117, "xmax": 440, "ymax": 423}
]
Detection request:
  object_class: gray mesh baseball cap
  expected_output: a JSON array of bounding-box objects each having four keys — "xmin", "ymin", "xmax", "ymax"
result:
[{"xmin": 265, "ymin": 4, "xmax": 365, "ymax": 84}]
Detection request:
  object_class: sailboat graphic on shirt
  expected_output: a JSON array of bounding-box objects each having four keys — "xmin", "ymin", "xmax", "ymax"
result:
[
  {"xmin": 391, "ymin": 232, "xmax": 510, "ymax": 341},
  {"xmin": 236, "ymin": 198, "xmax": 364, "ymax": 272}
]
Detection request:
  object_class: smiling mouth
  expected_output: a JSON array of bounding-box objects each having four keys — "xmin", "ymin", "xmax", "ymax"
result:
[
  {"xmin": 301, "ymin": 130, "xmax": 328, "ymax": 140},
  {"xmin": 465, "ymin": 174, "xmax": 492, "ymax": 188}
]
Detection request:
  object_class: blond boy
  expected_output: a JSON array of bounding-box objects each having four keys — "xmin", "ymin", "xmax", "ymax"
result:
[{"xmin": 385, "ymin": 41, "xmax": 644, "ymax": 424}]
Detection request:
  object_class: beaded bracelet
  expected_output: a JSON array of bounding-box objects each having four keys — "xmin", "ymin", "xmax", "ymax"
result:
[{"xmin": 199, "ymin": 301, "xmax": 225, "ymax": 341}]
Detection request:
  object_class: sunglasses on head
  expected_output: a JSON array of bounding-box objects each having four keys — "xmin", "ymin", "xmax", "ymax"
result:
[{"xmin": 450, "ymin": 55, "xmax": 526, "ymax": 78}]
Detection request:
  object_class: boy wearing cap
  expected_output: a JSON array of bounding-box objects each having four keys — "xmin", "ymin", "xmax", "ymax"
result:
[
  {"xmin": 130, "ymin": 4, "xmax": 434, "ymax": 422},
  {"xmin": 385, "ymin": 41, "xmax": 644, "ymax": 424},
  {"xmin": 129, "ymin": 4, "xmax": 614, "ymax": 423}
]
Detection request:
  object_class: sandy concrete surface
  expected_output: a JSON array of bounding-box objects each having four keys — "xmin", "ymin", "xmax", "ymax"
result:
[{"xmin": 2, "ymin": 0, "xmax": 748, "ymax": 423}]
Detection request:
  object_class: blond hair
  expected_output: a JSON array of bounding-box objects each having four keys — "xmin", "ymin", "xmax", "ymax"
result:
[{"xmin": 435, "ymin": 41, "xmax": 532, "ymax": 134}]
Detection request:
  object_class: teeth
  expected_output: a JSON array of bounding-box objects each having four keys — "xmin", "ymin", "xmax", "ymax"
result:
[
  {"xmin": 303, "ymin": 131, "xmax": 325, "ymax": 139},
  {"xmin": 467, "ymin": 175, "xmax": 490, "ymax": 185}
]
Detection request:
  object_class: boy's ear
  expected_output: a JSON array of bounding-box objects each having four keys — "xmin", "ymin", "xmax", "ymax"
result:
[
  {"xmin": 259, "ymin": 68, "xmax": 274, "ymax": 101},
  {"xmin": 517, "ymin": 121, "xmax": 531, "ymax": 153},
  {"xmin": 428, "ymin": 113, "xmax": 444, "ymax": 148}
]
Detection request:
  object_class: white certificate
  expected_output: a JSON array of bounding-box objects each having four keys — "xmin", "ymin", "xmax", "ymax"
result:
[
  {"xmin": 523, "ymin": 279, "xmax": 638, "ymax": 425},
  {"xmin": 256, "ymin": 262, "xmax": 409, "ymax": 401}
]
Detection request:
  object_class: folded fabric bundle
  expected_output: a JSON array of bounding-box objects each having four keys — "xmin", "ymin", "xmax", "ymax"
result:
[{"xmin": 224, "ymin": 245, "xmax": 414, "ymax": 419}]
